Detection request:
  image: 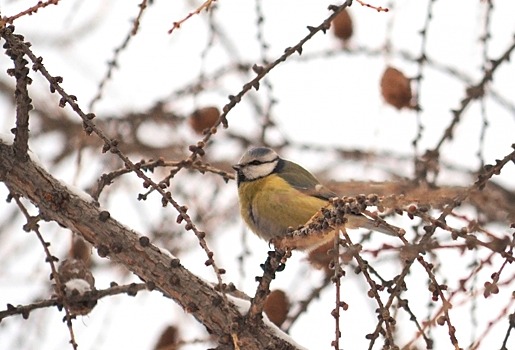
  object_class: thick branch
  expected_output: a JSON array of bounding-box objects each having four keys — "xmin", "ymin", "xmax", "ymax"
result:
[
  {"xmin": 2, "ymin": 29, "xmax": 32, "ymax": 161},
  {"xmin": 0, "ymin": 142, "xmax": 300, "ymax": 350}
]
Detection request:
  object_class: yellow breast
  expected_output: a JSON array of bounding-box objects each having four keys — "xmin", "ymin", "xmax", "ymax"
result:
[{"xmin": 237, "ymin": 174, "xmax": 328, "ymax": 242}]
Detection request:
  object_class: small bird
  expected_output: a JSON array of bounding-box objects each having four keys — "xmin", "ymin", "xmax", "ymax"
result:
[{"xmin": 233, "ymin": 147, "xmax": 396, "ymax": 250}]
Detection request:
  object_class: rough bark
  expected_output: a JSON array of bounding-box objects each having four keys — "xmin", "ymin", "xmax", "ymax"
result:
[{"xmin": 0, "ymin": 141, "xmax": 300, "ymax": 350}]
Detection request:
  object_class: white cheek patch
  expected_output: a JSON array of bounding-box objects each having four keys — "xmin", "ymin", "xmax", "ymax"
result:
[{"xmin": 244, "ymin": 162, "xmax": 277, "ymax": 180}]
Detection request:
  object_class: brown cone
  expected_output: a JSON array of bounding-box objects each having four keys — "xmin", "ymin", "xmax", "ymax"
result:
[
  {"xmin": 188, "ymin": 107, "xmax": 220, "ymax": 135},
  {"xmin": 331, "ymin": 9, "xmax": 353, "ymax": 42},
  {"xmin": 154, "ymin": 325, "xmax": 180, "ymax": 350},
  {"xmin": 263, "ymin": 289, "xmax": 290, "ymax": 327},
  {"xmin": 380, "ymin": 66, "xmax": 413, "ymax": 109},
  {"xmin": 56, "ymin": 259, "xmax": 96, "ymax": 316},
  {"xmin": 307, "ymin": 240, "xmax": 334, "ymax": 275}
]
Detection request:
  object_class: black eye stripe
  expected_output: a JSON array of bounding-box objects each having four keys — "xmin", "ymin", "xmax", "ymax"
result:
[{"xmin": 246, "ymin": 157, "xmax": 278, "ymax": 166}]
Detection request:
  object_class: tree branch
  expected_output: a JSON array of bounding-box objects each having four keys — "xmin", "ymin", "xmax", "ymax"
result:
[{"xmin": 0, "ymin": 141, "xmax": 301, "ymax": 350}]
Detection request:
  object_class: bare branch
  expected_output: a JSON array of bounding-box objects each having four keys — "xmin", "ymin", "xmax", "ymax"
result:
[{"xmin": 0, "ymin": 141, "xmax": 302, "ymax": 350}]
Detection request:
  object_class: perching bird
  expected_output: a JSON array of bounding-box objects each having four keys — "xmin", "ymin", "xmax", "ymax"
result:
[{"xmin": 233, "ymin": 147, "xmax": 396, "ymax": 250}]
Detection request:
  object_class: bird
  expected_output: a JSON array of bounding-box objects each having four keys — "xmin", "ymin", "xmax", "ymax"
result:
[{"xmin": 233, "ymin": 147, "xmax": 396, "ymax": 250}]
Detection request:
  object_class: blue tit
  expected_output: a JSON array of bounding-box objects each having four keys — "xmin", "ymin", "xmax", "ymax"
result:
[{"xmin": 233, "ymin": 147, "xmax": 395, "ymax": 250}]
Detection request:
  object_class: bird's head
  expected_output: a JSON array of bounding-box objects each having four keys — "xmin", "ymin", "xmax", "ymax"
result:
[{"xmin": 233, "ymin": 147, "xmax": 280, "ymax": 183}]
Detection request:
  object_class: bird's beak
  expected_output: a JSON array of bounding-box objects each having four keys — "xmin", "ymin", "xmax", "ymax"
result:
[{"xmin": 232, "ymin": 164, "xmax": 241, "ymax": 171}]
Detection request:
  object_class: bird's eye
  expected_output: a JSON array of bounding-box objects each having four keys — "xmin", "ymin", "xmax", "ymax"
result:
[{"xmin": 248, "ymin": 160, "xmax": 261, "ymax": 166}]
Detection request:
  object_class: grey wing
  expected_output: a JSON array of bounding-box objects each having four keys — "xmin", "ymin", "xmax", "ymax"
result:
[
  {"xmin": 277, "ymin": 161, "xmax": 400, "ymax": 236},
  {"xmin": 278, "ymin": 160, "xmax": 337, "ymax": 200},
  {"xmin": 277, "ymin": 161, "xmax": 399, "ymax": 236}
]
